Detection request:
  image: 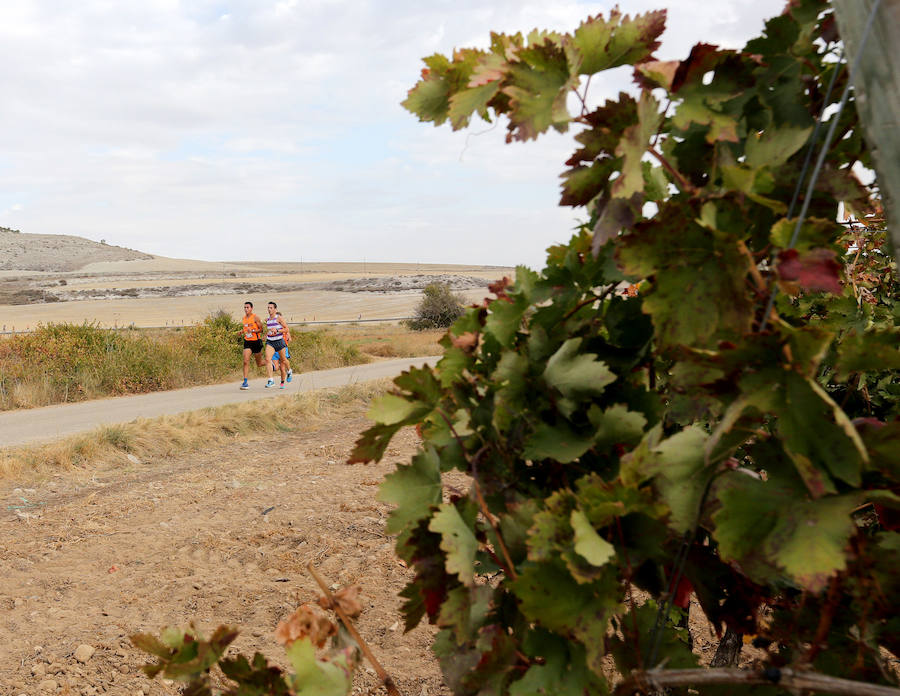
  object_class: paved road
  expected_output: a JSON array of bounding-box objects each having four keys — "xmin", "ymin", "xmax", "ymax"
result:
[{"xmin": 0, "ymin": 356, "xmax": 438, "ymax": 448}]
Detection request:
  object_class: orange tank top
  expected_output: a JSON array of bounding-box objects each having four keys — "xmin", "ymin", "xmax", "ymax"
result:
[{"xmin": 242, "ymin": 314, "xmax": 261, "ymax": 341}]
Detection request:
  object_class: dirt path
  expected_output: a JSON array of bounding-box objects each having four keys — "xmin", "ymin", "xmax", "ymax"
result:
[
  {"xmin": 0, "ymin": 413, "xmax": 447, "ymax": 696},
  {"xmin": 0, "ymin": 357, "xmax": 437, "ymax": 448}
]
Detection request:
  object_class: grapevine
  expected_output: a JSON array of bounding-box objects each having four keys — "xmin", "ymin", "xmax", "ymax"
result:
[{"xmin": 353, "ymin": 1, "xmax": 900, "ymax": 694}]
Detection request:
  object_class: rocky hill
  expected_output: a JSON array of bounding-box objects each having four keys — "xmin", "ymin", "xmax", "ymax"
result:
[{"xmin": 0, "ymin": 227, "xmax": 153, "ymax": 272}]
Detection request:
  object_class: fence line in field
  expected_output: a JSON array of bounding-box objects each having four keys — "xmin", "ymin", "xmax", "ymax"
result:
[{"xmin": 0, "ymin": 317, "xmax": 415, "ymax": 336}]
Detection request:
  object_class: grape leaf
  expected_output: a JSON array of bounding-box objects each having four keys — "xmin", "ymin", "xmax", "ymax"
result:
[
  {"xmin": 745, "ymin": 125, "xmax": 811, "ymax": 168},
  {"xmin": 502, "ymin": 38, "xmax": 577, "ymax": 141},
  {"xmin": 620, "ymin": 426, "xmax": 711, "ymax": 533},
  {"xmin": 570, "ymin": 509, "xmax": 615, "ymax": 567},
  {"xmin": 437, "ymin": 585, "xmax": 493, "ymax": 646},
  {"xmin": 449, "ymin": 81, "xmax": 500, "ymax": 129},
  {"xmin": 367, "ymin": 393, "xmax": 431, "ymax": 426},
  {"xmin": 377, "ymin": 446, "xmax": 443, "ymax": 534},
  {"xmin": 543, "ymin": 338, "xmax": 616, "ymax": 398},
  {"xmin": 571, "ymin": 9, "xmax": 666, "ymax": 75},
  {"xmin": 511, "ymin": 561, "xmax": 620, "ymax": 676},
  {"xmin": 523, "ymin": 421, "xmax": 595, "ymax": 463},
  {"xmin": 587, "ymin": 403, "xmax": 647, "ymax": 453},
  {"xmin": 402, "ymin": 51, "xmax": 484, "ymax": 127},
  {"xmin": 833, "ymin": 329, "xmax": 900, "ymax": 379},
  {"xmin": 284, "ymin": 637, "xmax": 354, "ymax": 696},
  {"xmin": 712, "ymin": 466, "xmax": 860, "ymax": 592},
  {"xmin": 777, "ymin": 248, "xmax": 843, "ymax": 294},
  {"xmin": 613, "ymin": 90, "xmax": 662, "ymax": 198},
  {"xmin": 429, "ymin": 503, "xmax": 479, "ymax": 586}
]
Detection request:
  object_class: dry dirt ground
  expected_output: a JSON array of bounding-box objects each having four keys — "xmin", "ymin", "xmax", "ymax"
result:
[{"xmin": 0, "ymin": 415, "xmax": 448, "ymax": 696}]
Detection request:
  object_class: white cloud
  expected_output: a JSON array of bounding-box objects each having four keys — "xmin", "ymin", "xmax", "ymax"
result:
[{"xmin": 0, "ymin": 0, "xmax": 788, "ymax": 269}]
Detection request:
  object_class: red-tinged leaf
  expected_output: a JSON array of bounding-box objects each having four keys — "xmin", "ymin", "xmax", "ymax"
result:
[
  {"xmin": 559, "ymin": 158, "xmax": 618, "ymax": 207},
  {"xmin": 633, "ymin": 59, "xmax": 679, "ymax": 90},
  {"xmin": 592, "ymin": 192, "xmax": 643, "ymax": 252},
  {"xmin": 612, "ymin": 90, "xmax": 662, "ymax": 197},
  {"xmin": 570, "ymin": 9, "xmax": 666, "ymax": 75},
  {"xmin": 776, "ymin": 248, "xmax": 843, "ymax": 294},
  {"xmin": 469, "ymin": 51, "xmax": 507, "ymax": 87},
  {"xmin": 671, "ymin": 43, "xmax": 734, "ymax": 93},
  {"xmin": 402, "ymin": 49, "xmax": 486, "ymax": 128},
  {"xmin": 488, "ymin": 276, "xmax": 512, "ymax": 298},
  {"xmin": 274, "ymin": 605, "xmax": 336, "ymax": 648},
  {"xmin": 566, "ymin": 93, "xmax": 637, "ymax": 166},
  {"xmin": 501, "ymin": 38, "xmax": 578, "ymax": 141}
]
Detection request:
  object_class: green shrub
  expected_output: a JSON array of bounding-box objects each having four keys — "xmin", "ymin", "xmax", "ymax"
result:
[{"xmin": 405, "ymin": 283, "xmax": 465, "ymax": 330}]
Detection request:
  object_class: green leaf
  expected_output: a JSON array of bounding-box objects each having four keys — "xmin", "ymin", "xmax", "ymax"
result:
[
  {"xmin": 429, "ymin": 503, "xmax": 479, "ymax": 586},
  {"xmin": 617, "ymin": 202, "xmax": 753, "ymax": 348},
  {"xmin": 402, "ymin": 50, "xmax": 484, "ymax": 128},
  {"xmin": 347, "ymin": 422, "xmax": 403, "ymax": 464},
  {"xmin": 672, "ymin": 96, "xmax": 739, "ymax": 142},
  {"xmin": 502, "ymin": 38, "xmax": 577, "ymax": 141},
  {"xmin": 448, "ymin": 81, "xmax": 500, "ymax": 129},
  {"xmin": 523, "ymin": 421, "xmax": 595, "ymax": 463},
  {"xmin": 285, "ymin": 637, "xmax": 354, "ymax": 696},
  {"xmin": 377, "ymin": 446, "xmax": 443, "ymax": 534},
  {"xmin": 588, "ymin": 403, "xmax": 647, "ymax": 452},
  {"xmin": 571, "ymin": 9, "xmax": 666, "ymax": 75},
  {"xmin": 511, "ymin": 634, "xmax": 609, "ymax": 695},
  {"xmin": 613, "ymin": 90, "xmax": 662, "ymax": 197},
  {"xmin": 833, "ymin": 329, "xmax": 900, "ymax": 380},
  {"xmin": 437, "ymin": 585, "xmax": 493, "ymax": 646},
  {"xmin": 712, "ymin": 465, "xmax": 860, "ymax": 592},
  {"xmin": 543, "ymin": 338, "xmax": 616, "ymax": 398},
  {"xmin": 620, "ymin": 426, "xmax": 711, "ymax": 533},
  {"xmin": 745, "ymin": 125, "xmax": 811, "ymax": 168},
  {"xmin": 511, "ymin": 561, "xmax": 620, "ymax": 676},
  {"xmin": 367, "ymin": 393, "xmax": 431, "ymax": 426},
  {"xmin": 570, "ymin": 509, "xmax": 615, "ymax": 567}
]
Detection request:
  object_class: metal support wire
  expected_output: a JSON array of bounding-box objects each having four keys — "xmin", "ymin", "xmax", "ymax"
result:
[{"xmin": 758, "ymin": 0, "xmax": 883, "ymax": 331}]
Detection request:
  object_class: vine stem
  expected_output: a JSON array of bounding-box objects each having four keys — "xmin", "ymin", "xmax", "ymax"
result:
[
  {"xmin": 614, "ymin": 516, "xmax": 643, "ymax": 669},
  {"xmin": 434, "ymin": 408, "xmax": 519, "ymax": 582},
  {"xmin": 646, "ymin": 147, "xmax": 695, "ymax": 194},
  {"xmin": 472, "ymin": 478, "xmax": 519, "ymax": 582},
  {"xmin": 307, "ymin": 563, "xmax": 403, "ymax": 696},
  {"xmin": 617, "ymin": 667, "xmax": 900, "ymax": 696}
]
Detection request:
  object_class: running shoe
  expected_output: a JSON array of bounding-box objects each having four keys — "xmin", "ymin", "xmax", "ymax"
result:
[
  {"xmin": 280, "ymin": 381, "xmax": 286, "ymax": 389},
  {"xmin": 265, "ymin": 379, "xmax": 275, "ymax": 388},
  {"xmin": 286, "ymin": 369, "xmax": 293, "ymax": 383},
  {"xmin": 240, "ymin": 379, "xmax": 249, "ymax": 390}
]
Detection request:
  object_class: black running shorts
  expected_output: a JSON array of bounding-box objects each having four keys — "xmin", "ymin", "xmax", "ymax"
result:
[
  {"xmin": 267, "ymin": 338, "xmax": 287, "ymax": 353},
  {"xmin": 243, "ymin": 339, "xmax": 263, "ymax": 354}
]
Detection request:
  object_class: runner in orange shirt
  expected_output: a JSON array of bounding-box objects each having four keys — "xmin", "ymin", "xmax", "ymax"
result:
[{"xmin": 239, "ymin": 301, "xmax": 265, "ymax": 390}]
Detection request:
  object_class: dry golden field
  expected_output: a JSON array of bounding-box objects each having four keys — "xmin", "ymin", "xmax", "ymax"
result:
[{"xmin": 0, "ymin": 257, "xmax": 510, "ymax": 331}]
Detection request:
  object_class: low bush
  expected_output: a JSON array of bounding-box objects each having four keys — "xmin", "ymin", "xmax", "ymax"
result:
[{"xmin": 405, "ymin": 282, "xmax": 465, "ymax": 330}]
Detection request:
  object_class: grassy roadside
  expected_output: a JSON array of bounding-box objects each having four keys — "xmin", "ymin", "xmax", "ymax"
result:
[
  {"xmin": 0, "ymin": 317, "xmax": 440, "ymax": 411},
  {"xmin": 0, "ymin": 381, "xmax": 390, "ymax": 481},
  {"xmin": 321, "ymin": 324, "xmax": 443, "ymax": 358}
]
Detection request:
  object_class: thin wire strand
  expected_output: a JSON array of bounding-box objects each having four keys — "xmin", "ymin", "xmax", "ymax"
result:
[
  {"xmin": 759, "ymin": 0, "xmax": 883, "ymax": 331},
  {"xmin": 786, "ymin": 47, "xmax": 846, "ymax": 220}
]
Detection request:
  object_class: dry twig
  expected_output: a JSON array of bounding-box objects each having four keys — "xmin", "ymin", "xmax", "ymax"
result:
[
  {"xmin": 617, "ymin": 667, "xmax": 900, "ymax": 696},
  {"xmin": 307, "ymin": 562, "xmax": 402, "ymax": 696}
]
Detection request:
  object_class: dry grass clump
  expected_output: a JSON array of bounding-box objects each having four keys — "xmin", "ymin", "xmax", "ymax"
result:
[
  {"xmin": 0, "ymin": 381, "xmax": 390, "ymax": 480},
  {"xmin": 324, "ymin": 325, "xmax": 443, "ymax": 359}
]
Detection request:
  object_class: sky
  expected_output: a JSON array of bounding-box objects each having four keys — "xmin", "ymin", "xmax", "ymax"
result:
[{"xmin": 0, "ymin": 0, "xmax": 787, "ymax": 269}]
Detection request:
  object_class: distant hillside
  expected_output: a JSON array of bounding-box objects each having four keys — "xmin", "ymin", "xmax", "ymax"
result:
[{"xmin": 0, "ymin": 227, "xmax": 153, "ymax": 272}]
